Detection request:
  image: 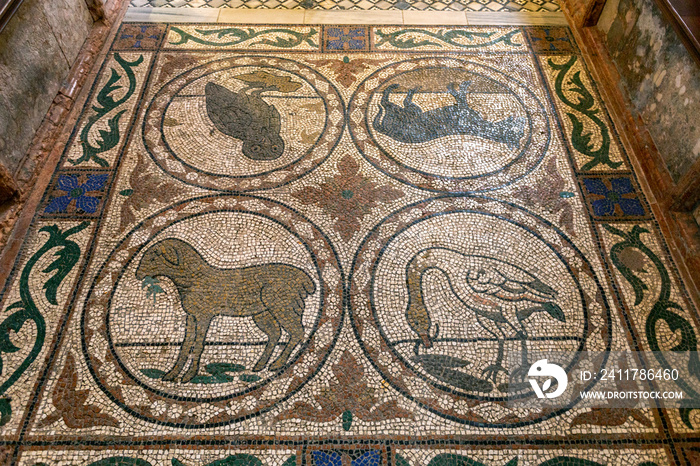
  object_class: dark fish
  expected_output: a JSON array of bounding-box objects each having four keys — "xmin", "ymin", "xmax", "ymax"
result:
[
  {"xmin": 414, "ymin": 353, "xmax": 493, "ymax": 393},
  {"xmin": 412, "ymin": 353, "xmax": 471, "ymax": 371},
  {"xmin": 432, "ymin": 366, "xmax": 493, "ymax": 393}
]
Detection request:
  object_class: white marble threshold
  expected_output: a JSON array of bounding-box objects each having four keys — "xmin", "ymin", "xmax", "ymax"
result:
[{"xmin": 123, "ymin": 7, "xmax": 568, "ymax": 26}]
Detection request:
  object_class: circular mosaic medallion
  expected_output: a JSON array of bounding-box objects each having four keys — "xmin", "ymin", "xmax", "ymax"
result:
[
  {"xmin": 143, "ymin": 56, "xmax": 345, "ymax": 192},
  {"xmin": 349, "ymin": 196, "xmax": 611, "ymax": 426},
  {"xmin": 348, "ymin": 58, "xmax": 550, "ymax": 192},
  {"xmin": 82, "ymin": 195, "xmax": 343, "ymax": 427}
]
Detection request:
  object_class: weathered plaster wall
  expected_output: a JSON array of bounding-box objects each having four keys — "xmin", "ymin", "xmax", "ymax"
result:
[
  {"xmin": 597, "ymin": 0, "xmax": 700, "ymax": 183},
  {"xmin": 0, "ymin": 0, "xmax": 93, "ymax": 175}
]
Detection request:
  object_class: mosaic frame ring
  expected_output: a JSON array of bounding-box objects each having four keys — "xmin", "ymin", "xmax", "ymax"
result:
[
  {"xmin": 81, "ymin": 194, "xmax": 344, "ymax": 428},
  {"xmin": 143, "ymin": 55, "xmax": 345, "ymax": 192},
  {"xmin": 349, "ymin": 195, "xmax": 612, "ymax": 427},
  {"xmin": 347, "ymin": 57, "xmax": 551, "ymax": 193}
]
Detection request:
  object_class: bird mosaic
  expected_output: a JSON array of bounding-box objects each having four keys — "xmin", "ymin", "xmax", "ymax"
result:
[
  {"xmin": 204, "ymin": 71, "xmax": 301, "ymax": 161},
  {"xmin": 403, "ymin": 248, "xmax": 566, "ymax": 393}
]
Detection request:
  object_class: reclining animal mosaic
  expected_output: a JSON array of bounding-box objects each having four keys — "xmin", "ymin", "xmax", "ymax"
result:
[
  {"xmin": 135, "ymin": 238, "xmax": 316, "ymax": 383},
  {"xmin": 372, "ymin": 81, "xmax": 526, "ymax": 149}
]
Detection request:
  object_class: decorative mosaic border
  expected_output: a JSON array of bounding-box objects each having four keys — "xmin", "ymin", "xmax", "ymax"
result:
[
  {"xmin": 113, "ymin": 24, "xmax": 549, "ymax": 53},
  {"xmin": 8, "ymin": 441, "xmax": 687, "ymax": 465}
]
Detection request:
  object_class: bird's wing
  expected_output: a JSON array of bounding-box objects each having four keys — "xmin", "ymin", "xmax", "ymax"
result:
[{"xmin": 465, "ymin": 257, "xmax": 557, "ymax": 303}]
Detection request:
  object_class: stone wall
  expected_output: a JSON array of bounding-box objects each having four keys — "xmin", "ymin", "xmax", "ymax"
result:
[
  {"xmin": 597, "ymin": 0, "xmax": 700, "ymax": 183},
  {"xmin": 0, "ymin": 0, "xmax": 93, "ymax": 177}
]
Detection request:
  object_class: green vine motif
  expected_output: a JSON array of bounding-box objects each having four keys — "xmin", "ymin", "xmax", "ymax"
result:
[
  {"xmin": 374, "ymin": 28, "xmax": 521, "ymax": 49},
  {"xmin": 172, "ymin": 454, "xmax": 279, "ymax": 466},
  {"xmin": 71, "ymin": 53, "xmax": 144, "ymax": 167},
  {"xmin": 0, "ymin": 222, "xmax": 89, "ymax": 426},
  {"xmin": 169, "ymin": 27, "xmax": 318, "ymax": 48},
  {"xmin": 604, "ymin": 223, "xmax": 700, "ymax": 428},
  {"xmin": 548, "ymin": 56, "xmax": 622, "ymax": 171}
]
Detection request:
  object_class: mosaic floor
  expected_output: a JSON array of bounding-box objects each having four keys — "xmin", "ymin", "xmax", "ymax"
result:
[
  {"xmin": 128, "ymin": 0, "xmax": 561, "ymax": 12},
  {"xmin": 1, "ymin": 22, "xmax": 700, "ymax": 465}
]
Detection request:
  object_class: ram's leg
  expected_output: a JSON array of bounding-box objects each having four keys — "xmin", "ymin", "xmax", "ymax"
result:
[
  {"xmin": 252, "ymin": 311, "xmax": 281, "ymax": 372},
  {"xmin": 269, "ymin": 308, "xmax": 305, "ymax": 371},
  {"xmin": 163, "ymin": 314, "xmax": 197, "ymax": 381},
  {"xmin": 181, "ymin": 316, "xmax": 213, "ymax": 383}
]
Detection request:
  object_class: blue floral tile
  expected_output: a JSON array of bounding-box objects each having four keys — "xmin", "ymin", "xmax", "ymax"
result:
[
  {"xmin": 582, "ymin": 176, "xmax": 646, "ymax": 217},
  {"xmin": 526, "ymin": 27, "xmax": 574, "ymax": 54},
  {"xmin": 114, "ymin": 24, "xmax": 165, "ymax": 50},
  {"xmin": 325, "ymin": 27, "xmax": 368, "ymax": 52},
  {"xmin": 312, "ymin": 451, "xmax": 342, "ymax": 466},
  {"xmin": 43, "ymin": 172, "xmax": 110, "ymax": 217},
  {"xmin": 311, "ymin": 450, "xmax": 382, "ymax": 466}
]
